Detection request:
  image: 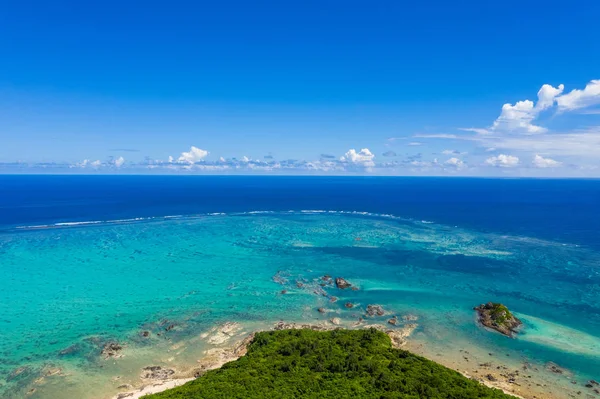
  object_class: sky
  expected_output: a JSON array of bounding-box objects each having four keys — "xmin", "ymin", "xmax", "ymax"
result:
[{"xmin": 1, "ymin": 0, "xmax": 600, "ymax": 176}]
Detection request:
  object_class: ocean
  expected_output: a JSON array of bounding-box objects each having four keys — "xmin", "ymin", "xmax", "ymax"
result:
[{"xmin": 0, "ymin": 175, "xmax": 599, "ymax": 398}]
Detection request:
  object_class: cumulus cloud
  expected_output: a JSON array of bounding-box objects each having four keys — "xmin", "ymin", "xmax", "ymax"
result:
[
  {"xmin": 492, "ymin": 99, "xmax": 546, "ymax": 134},
  {"xmin": 410, "ymin": 80, "xmax": 600, "ymax": 171},
  {"xmin": 177, "ymin": 146, "xmax": 209, "ymax": 163},
  {"xmin": 489, "ymin": 83, "xmax": 564, "ymax": 134},
  {"xmin": 113, "ymin": 156, "xmax": 125, "ymax": 168},
  {"xmin": 485, "ymin": 154, "xmax": 519, "ymax": 167},
  {"xmin": 459, "ymin": 83, "xmax": 565, "ymax": 136},
  {"xmin": 461, "ymin": 80, "xmax": 600, "ymax": 137},
  {"xmin": 532, "ymin": 154, "xmax": 562, "ymax": 168},
  {"xmin": 382, "ymin": 150, "xmax": 397, "ymax": 157},
  {"xmin": 444, "ymin": 157, "xmax": 464, "ymax": 167},
  {"xmin": 74, "ymin": 159, "xmax": 102, "ymax": 168},
  {"xmin": 556, "ymin": 80, "xmax": 600, "ymax": 111},
  {"xmin": 536, "ymin": 84, "xmax": 566, "ymax": 110},
  {"xmin": 340, "ymin": 148, "xmax": 375, "ymax": 167}
]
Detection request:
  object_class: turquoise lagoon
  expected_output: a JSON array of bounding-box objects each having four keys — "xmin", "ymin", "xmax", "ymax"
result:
[{"xmin": 1, "ymin": 211, "xmax": 599, "ymax": 398}]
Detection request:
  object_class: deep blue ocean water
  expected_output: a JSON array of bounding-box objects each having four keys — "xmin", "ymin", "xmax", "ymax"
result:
[
  {"xmin": 0, "ymin": 175, "xmax": 599, "ymax": 399},
  {"xmin": 2, "ymin": 175, "xmax": 600, "ymax": 248}
]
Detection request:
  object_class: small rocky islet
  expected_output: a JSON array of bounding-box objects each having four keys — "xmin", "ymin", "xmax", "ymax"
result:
[{"xmin": 474, "ymin": 302, "xmax": 522, "ymax": 337}]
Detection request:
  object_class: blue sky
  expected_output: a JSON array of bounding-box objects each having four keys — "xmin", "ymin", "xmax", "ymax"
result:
[{"xmin": 1, "ymin": 1, "xmax": 600, "ymax": 176}]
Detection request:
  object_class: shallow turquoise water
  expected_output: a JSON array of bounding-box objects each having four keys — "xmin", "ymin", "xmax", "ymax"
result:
[{"xmin": 1, "ymin": 212, "xmax": 599, "ymax": 398}]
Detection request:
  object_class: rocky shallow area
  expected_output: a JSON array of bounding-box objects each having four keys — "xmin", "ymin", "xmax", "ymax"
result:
[
  {"xmin": 111, "ymin": 319, "xmax": 419, "ymax": 399},
  {"xmin": 8, "ymin": 270, "xmax": 597, "ymax": 399}
]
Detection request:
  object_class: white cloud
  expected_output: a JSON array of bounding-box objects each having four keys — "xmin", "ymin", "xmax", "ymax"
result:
[
  {"xmin": 536, "ymin": 84, "xmax": 565, "ymax": 110},
  {"xmin": 492, "ymin": 100, "xmax": 543, "ymax": 134},
  {"xmin": 340, "ymin": 148, "xmax": 375, "ymax": 167},
  {"xmin": 444, "ymin": 157, "xmax": 464, "ymax": 167},
  {"xmin": 168, "ymin": 155, "xmax": 174, "ymax": 163},
  {"xmin": 241, "ymin": 156, "xmax": 250, "ymax": 163},
  {"xmin": 556, "ymin": 80, "xmax": 600, "ymax": 111},
  {"xmin": 478, "ymin": 128, "xmax": 600, "ymax": 157},
  {"xmin": 532, "ymin": 154, "xmax": 562, "ymax": 168},
  {"xmin": 177, "ymin": 146, "xmax": 209, "ymax": 163},
  {"xmin": 407, "ymin": 142, "xmax": 422, "ymax": 146},
  {"xmin": 113, "ymin": 156, "xmax": 125, "ymax": 168},
  {"xmin": 485, "ymin": 154, "xmax": 519, "ymax": 167},
  {"xmin": 469, "ymin": 83, "xmax": 564, "ymax": 135},
  {"xmin": 74, "ymin": 159, "xmax": 102, "ymax": 168}
]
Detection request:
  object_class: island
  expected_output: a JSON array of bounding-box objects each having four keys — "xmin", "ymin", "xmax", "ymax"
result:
[
  {"xmin": 144, "ymin": 328, "xmax": 514, "ymax": 398},
  {"xmin": 474, "ymin": 302, "xmax": 522, "ymax": 337}
]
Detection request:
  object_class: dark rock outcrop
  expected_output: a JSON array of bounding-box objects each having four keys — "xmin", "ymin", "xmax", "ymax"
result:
[
  {"xmin": 345, "ymin": 302, "xmax": 354, "ymax": 309},
  {"xmin": 101, "ymin": 342, "xmax": 123, "ymax": 359},
  {"xmin": 366, "ymin": 305, "xmax": 385, "ymax": 317},
  {"xmin": 474, "ymin": 302, "xmax": 522, "ymax": 337},
  {"xmin": 140, "ymin": 366, "xmax": 175, "ymax": 380},
  {"xmin": 335, "ymin": 277, "xmax": 352, "ymax": 289}
]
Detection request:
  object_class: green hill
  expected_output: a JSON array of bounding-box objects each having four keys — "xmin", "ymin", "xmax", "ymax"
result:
[{"xmin": 145, "ymin": 328, "xmax": 513, "ymax": 399}]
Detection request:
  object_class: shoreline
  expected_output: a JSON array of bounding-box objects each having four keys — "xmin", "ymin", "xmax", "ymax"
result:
[{"xmin": 111, "ymin": 321, "xmax": 533, "ymax": 399}]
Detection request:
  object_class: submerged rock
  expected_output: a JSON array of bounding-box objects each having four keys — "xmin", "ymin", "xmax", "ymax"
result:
[
  {"xmin": 344, "ymin": 302, "xmax": 354, "ymax": 309},
  {"xmin": 317, "ymin": 307, "xmax": 326, "ymax": 314},
  {"xmin": 101, "ymin": 342, "xmax": 124, "ymax": 359},
  {"xmin": 388, "ymin": 316, "xmax": 398, "ymax": 325},
  {"xmin": 474, "ymin": 302, "xmax": 522, "ymax": 337},
  {"xmin": 58, "ymin": 344, "xmax": 81, "ymax": 356},
  {"xmin": 546, "ymin": 362, "xmax": 566, "ymax": 374},
  {"xmin": 335, "ymin": 277, "xmax": 352, "ymax": 289},
  {"xmin": 141, "ymin": 366, "xmax": 175, "ymax": 380},
  {"xmin": 366, "ymin": 305, "xmax": 385, "ymax": 317},
  {"xmin": 7, "ymin": 366, "xmax": 31, "ymax": 382},
  {"xmin": 272, "ymin": 271, "xmax": 289, "ymax": 285}
]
